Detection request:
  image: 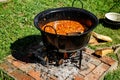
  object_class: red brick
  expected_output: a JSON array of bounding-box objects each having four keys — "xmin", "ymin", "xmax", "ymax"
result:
[
  {"xmin": 19, "ymin": 63, "xmax": 34, "ymax": 73},
  {"xmin": 79, "ymin": 63, "xmax": 95, "ymax": 76},
  {"xmin": 74, "ymin": 74, "xmax": 84, "ymax": 80},
  {"xmin": 89, "ymin": 57, "xmax": 101, "ymax": 66},
  {"xmin": 28, "ymin": 70, "xmax": 41, "ymax": 80},
  {"xmin": 92, "ymin": 63, "xmax": 110, "ymax": 76},
  {"xmin": 0, "ymin": 61, "xmax": 17, "ymax": 73},
  {"xmin": 85, "ymin": 63, "xmax": 110, "ymax": 80},
  {"xmin": 83, "ymin": 48, "xmax": 94, "ymax": 55},
  {"xmin": 7, "ymin": 55, "xmax": 28, "ymax": 70},
  {"xmin": 12, "ymin": 60, "xmax": 25, "ymax": 68},
  {"xmin": 10, "ymin": 69, "xmax": 34, "ymax": 80},
  {"xmin": 100, "ymin": 56, "xmax": 116, "ymax": 65},
  {"xmin": 6, "ymin": 55, "xmax": 15, "ymax": 63},
  {"xmin": 84, "ymin": 72, "xmax": 98, "ymax": 80}
]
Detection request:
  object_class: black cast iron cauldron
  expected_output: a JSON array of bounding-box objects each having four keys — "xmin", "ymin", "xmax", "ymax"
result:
[{"xmin": 34, "ymin": 7, "xmax": 98, "ymax": 52}]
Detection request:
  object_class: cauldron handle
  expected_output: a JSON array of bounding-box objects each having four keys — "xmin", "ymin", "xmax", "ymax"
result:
[
  {"xmin": 72, "ymin": 0, "xmax": 83, "ymax": 9},
  {"xmin": 43, "ymin": 25, "xmax": 60, "ymax": 50},
  {"xmin": 43, "ymin": 25, "xmax": 57, "ymax": 35}
]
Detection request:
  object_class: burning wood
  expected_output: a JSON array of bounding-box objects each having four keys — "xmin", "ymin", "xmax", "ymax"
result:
[{"xmin": 64, "ymin": 52, "xmax": 68, "ymax": 59}]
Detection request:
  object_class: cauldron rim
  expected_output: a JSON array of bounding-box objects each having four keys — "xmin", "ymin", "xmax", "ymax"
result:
[{"xmin": 34, "ymin": 7, "xmax": 98, "ymax": 36}]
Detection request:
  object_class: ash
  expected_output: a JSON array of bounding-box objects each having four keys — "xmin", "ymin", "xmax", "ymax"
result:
[
  {"xmin": 35, "ymin": 59, "xmax": 80, "ymax": 80},
  {"xmin": 33, "ymin": 51, "xmax": 90, "ymax": 80},
  {"xmin": 33, "ymin": 42, "xmax": 91, "ymax": 80}
]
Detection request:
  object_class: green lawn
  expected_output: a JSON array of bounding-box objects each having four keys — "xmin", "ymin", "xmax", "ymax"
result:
[{"xmin": 0, "ymin": 0, "xmax": 120, "ymax": 80}]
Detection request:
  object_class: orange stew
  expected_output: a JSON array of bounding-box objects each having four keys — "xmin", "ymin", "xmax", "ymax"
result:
[{"xmin": 41, "ymin": 20, "xmax": 86, "ymax": 35}]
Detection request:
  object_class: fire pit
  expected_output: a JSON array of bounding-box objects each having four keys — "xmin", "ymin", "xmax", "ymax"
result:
[{"xmin": 32, "ymin": 41, "xmax": 83, "ymax": 68}]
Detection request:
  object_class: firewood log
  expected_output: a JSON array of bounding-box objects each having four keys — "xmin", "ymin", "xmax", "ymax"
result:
[
  {"xmin": 91, "ymin": 32, "xmax": 112, "ymax": 42},
  {"xmin": 95, "ymin": 48, "xmax": 114, "ymax": 57},
  {"xmin": 89, "ymin": 35, "xmax": 106, "ymax": 46},
  {"xmin": 0, "ymin": 0, "xmax": 8, "ymax": 2},
  {"xmin": 89, "ymin": 35, "xmax": 98, "ymax": 44}
]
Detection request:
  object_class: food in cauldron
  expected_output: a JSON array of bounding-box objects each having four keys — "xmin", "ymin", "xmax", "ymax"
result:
[{"xmin": 40, "ymin": 20, "xmax": 92, "ymax": 35}]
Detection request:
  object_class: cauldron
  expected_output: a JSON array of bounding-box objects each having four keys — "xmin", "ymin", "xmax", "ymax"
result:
[{"xmin": 34, "ymin": 7, "xmax": 98, "ymax": 52}]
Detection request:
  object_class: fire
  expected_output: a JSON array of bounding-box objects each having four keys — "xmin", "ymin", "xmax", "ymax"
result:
[{"xmin": 64, "ymin": 52, "xmax": 68, "ymax": 59}]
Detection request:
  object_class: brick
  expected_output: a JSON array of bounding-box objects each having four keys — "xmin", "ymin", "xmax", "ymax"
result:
[
  {"xmin": 6, "ymin": 55, "xmax": 16, "ymax": 63},
  {"xmin": 28, "ymin": 70, "xmax": 41, "ymax": 80},
  {"xmin": 19, "ymin": 63, "xmax": 34, "ymax": 73},
  {"xmin": 82, "ymin": 53, "xmax": 91, "ymax": 62},
  {"xmin": 89, "ymin": 57, "xmax": 101, "ymax": 66},
  {"xmin": 100, "ymin": 56, "xmax": 116, "ymax": 66},
  {"xmin": 92, "ymin": 63, "xmax": 110, "ymax": 76},
  {"xmin": 6, "ymin": 55, "xmax": 36, "ymax": 73},
  {"xmin": 83, "ymin": 48, "xmax": 94, "ymax": 55},
  {"xmin": 0, "ymin": 61, "xmax": 17, "ymax": 73},
  {"xmin": 12, "ymin": 60, "xmax": 25, "ymax": 68},
  {"xmin": 84, "ymin": 72, "xmax": 98, "ymax": 80},
  {"xmin": 74, "ymin": 74, "xmax": 84, "ymax": 80},
  {"xmin": 10, "ymin": 69, "xmax": 34, "ymax": 80},
  {"xmin": 85, "ymin": 63, "xmax": 110, "ymax": 80},
  {"xmin": 79, "ymin": 63, "xmax": 95, "ymax": 76}
]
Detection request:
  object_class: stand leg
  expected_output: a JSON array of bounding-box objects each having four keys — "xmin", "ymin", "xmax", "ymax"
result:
[
  {"xmin": 79, "ymin": 50, "xmax": 82, "ymax": 69},
  {"xmin": 55, "ymin": 49, "xmax": 60, "ymax": 66}
]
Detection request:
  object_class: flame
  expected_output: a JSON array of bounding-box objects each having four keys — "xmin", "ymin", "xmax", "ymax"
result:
[{"xmin": 64, "ymin": 52, "xmax": 68, "ymax": 59}]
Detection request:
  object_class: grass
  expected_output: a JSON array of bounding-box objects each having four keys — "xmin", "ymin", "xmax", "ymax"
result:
[
  {"xmin": 0, "ymin": 69, "xmax": 14, "ymax": 80},
  {"xmin": 0, "ymin": 0, "xmax": 120, "ymax": 80},
  {"xmin": 104, "ymin": 67, "xmax": 120, "ymax": 80}
]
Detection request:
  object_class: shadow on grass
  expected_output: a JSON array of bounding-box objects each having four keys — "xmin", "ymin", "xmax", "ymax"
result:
[
  {"xmin": 99, "ymin": 18, "xmax": 120, "ymax": 30},
  {"xmin": 10, "ymin": 35, "xmax": 42, "ymax": 63}
]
